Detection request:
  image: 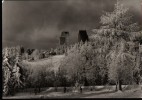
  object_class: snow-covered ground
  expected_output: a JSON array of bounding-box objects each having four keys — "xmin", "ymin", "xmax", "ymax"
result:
[
  {"xmin": 3, "ymin": 85, "xmax": 142, "ymax": 99},
  {"xmin": 84, "ymin": 86, "xmax": 142, "ymax": 98}
]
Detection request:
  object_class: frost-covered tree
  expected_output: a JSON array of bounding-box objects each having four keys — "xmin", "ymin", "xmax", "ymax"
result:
[
  {"xmin": 106, "ymin": 40, "xmax": 135, "ymax": 90},
  {"xmin": 2, "ymin": 47, "xmax": 24, "ymax": 96},
  {"xmin": 91, "ymin": 0, "xmax": 142, "ymax": 91},
  {"xmin": 2, "ymin": 48, "xmax": 11, "ymax": 96},
  {"xmin": 77, "ymin": 42, "xmax": 93, "ymax": 85},
  {"xmin": 60, "ymin": 42, "xmax": 94, "ymax": 86},
  {"xmin": 61, "ymin": 43, "xmax": 83, "ymax": 84}
]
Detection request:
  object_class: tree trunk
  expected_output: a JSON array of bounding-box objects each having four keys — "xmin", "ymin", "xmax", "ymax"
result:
[
  {"xmin": 34, "ymin": 88, "xmax": 37, "ymax": 95},
  {"xmin": 118, "ymin": 80, "xmax": 122, "ymax": 91},
  {"xmin": 80, "ymin": 86, "xmax": 82, "ymax": 93},
  {"xmin": 90, "ymin": 86, "xmax": 93, "ymax": 91},
  {"xmin": 38, "ymin": 87, "xmax": 40, "ymax": 93},
  {"xmin": 115, "ymin": 82, "xmax": 118, "ymax": 91},
  {"xmin": 64, "ymin": 87, "xmax": 66, "ymax": 93},
  {"xmin": 55, "ymin": 87, "xmax": 58, "ymax": 92},
  {"xmin": 136, "ymin": 78, "xmax": 140, "ymax": 85},
  {"xmin": 116, "ymin": 80, "xmax": 122, "ymax": 91}
]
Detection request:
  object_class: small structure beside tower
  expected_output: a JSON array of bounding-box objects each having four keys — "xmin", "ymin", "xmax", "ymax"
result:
[{"xmin": 59, "ymin": 31, "xmax": 69, "ymax": 45}]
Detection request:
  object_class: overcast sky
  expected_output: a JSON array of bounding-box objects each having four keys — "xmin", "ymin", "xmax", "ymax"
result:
[{"xmin": 2, "ymin": 0, "xmax": 142, "ymax": 49}]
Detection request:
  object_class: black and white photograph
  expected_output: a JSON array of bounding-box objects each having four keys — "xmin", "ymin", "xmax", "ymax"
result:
[{"xmin": 2, "ymin": 0, "xmax": 142, "ymax": 99}]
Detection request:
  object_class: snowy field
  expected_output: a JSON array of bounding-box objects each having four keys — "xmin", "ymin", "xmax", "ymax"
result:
[
  {"xmin": 22, "ymin": 55, "xmax": 65, "ymax": 72},
  {"xmin": 3, "ymin": 85, "xmax": 142, "ymax": 99}
]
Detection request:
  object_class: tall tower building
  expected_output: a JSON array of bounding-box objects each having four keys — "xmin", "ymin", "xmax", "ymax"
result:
[
  {"xmin": 59, "ymin": 31, "xmax": 69, "ymax": 45},
  {"xmin": 78, "ymin": 30, "xmax": 89, "ymax": 43}
]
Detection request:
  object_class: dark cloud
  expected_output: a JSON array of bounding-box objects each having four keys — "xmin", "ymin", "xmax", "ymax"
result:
[{"xmin": 2, "ymin": 0, "xmax": 142, "ymax": 49}]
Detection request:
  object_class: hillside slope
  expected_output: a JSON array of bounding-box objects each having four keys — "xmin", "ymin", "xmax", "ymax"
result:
[{"xmin": 22, "ymin": 55, "xmax": 65, "ymax": 72}]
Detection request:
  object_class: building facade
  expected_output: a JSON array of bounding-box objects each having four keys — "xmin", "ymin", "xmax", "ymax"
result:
[
  {"xmin": 78, "ymin": 30, "xmax": 89, "ymax": 43},
  {"xmin": 59, "ymin": 31, "xmax": 69, "ymax": 45}
]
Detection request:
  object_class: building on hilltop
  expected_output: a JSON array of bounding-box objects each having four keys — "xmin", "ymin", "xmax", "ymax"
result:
[
  {"xmin": 59, "ymin": 31, "xmax": 69, "ymax": 45},
  {"xmin": 78, "ymin": 30, "xmax": 89, "ymax": 43}
]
